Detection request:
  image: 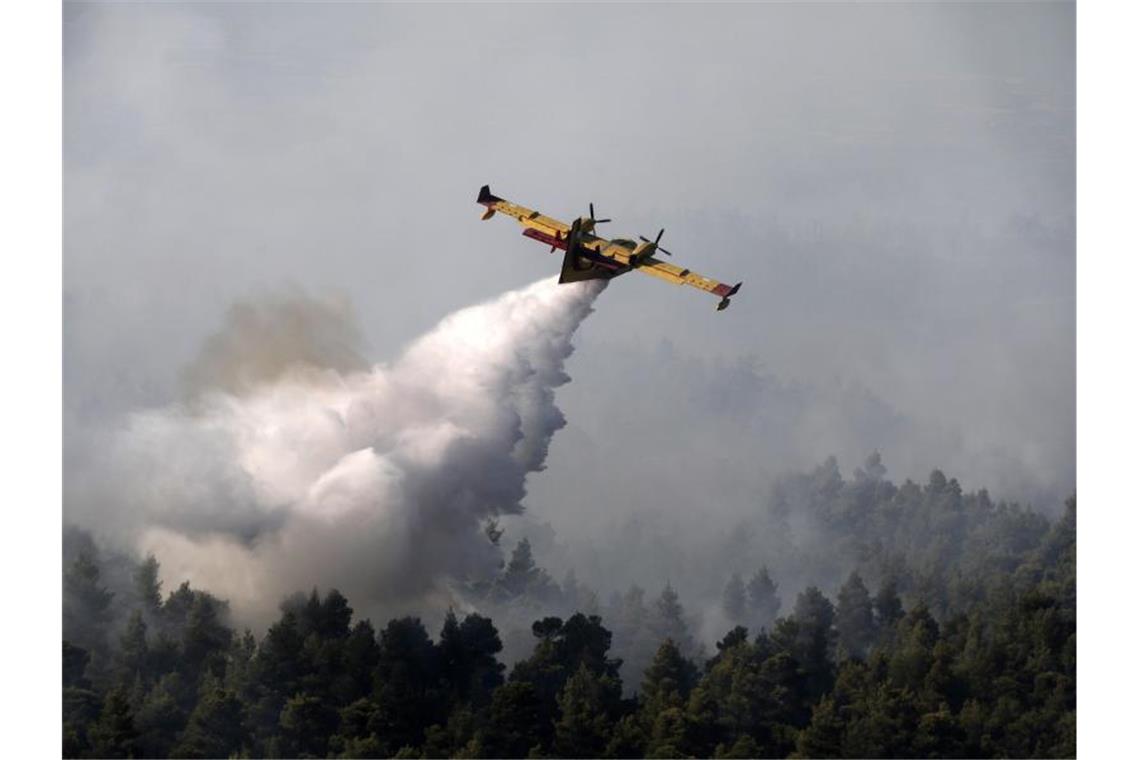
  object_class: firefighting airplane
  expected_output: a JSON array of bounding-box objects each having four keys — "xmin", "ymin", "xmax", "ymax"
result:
[{"xmin": 477, "ymin": 185, "xmax": 742, "ymax": 311}]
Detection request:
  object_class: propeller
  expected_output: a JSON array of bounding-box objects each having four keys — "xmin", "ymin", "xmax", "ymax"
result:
[
  {"xmin": 638, "ymin": 228, "xmax": 673, "ymax": 256},
  {"xmin": 589, "ymin": 203, "xmax": 611, "ymax": 226}
]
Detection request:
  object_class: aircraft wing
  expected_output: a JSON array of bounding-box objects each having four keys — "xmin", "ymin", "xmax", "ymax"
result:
[
  {"xmin": 477, "ymin": 185, "xmax": 570, "ymax": 239},
  {"xmin": 634, "ymin": 257, "xmax": 742, "ymax": 310}
]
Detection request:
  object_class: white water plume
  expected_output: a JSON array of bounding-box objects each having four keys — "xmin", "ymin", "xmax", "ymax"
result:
[{"xmin": 82, "ymin": 277, "xmax": 606, "ymax": 623}]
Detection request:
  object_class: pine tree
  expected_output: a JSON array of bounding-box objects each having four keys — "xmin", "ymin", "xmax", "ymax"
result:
[
  {"xmin": 88, "ymin": 685, "xmax": 138, "ymax": 758},
  {"xmin": 278, "ymin": 692, "xmax": 338, "ymax": 758},
  {"xmin": 840, "ymin": 682, "xmax": 919, "ymax": 758},
  {"xmin": 605, "ymin": 713, "xmax": 649, "ymax": 759},
  {"xmin": 722, "ymin": 573, "xmax": 747, "ymax": 625},
  {"xmin": 552, "ymin": 664, "xmax": 620, "ymax": 758},
  {"xmin": 562, "ymin": 568, "xmax": 600, "ymax": 616},
  {"xmin": 639, "ymin": 639, "xmax": 700, "ymax": 758},
  {"xmin": 118, "ymin": 610, "xmax": 150, "ymax": 685},
  {"xmin": 182, "ymin": 593, "xmax": 232, "ymax": 680},
  {"xmin": 64, "ymin": 552, "xmax": 114, "ymax": 659},
  {"xmin": 63, "ymin": 642, "xmax": 101, "ymax": 757},
  {"xmin": 372, "ymin": 616, "xmax": 444, "ymax": 752},
  {"xmin": 439, "ymin": 610, "xmax": 505, "ymax": 708},
  {"xmin": 718, "ymin": 734, "xmax": 763, "ymax": 758},
  {"xmin": 338, "ymin": 619, "xmax": 380, "ymax": 705},
  {"xmin": 873, "ymin": 577, "xmax": 905, "ymax": 634},
  {"xmin": 133, "ymin": 676, "xmax": 186, "ymax": 759},
  {"xmin": 607, "ymin": 584, "xmax": 655, "ymax": 691},
  {"xmin": 133, "ymin": 554, "xmax": 163, "ymax": 614},
  {"xmin": 649, "ymin": 583, "xmax": 696, "ymax": 658},
  {"xmin": 172, "ymin": 684, "xmax": 247, "ymax": 758},
  {"xmin": 785, "ymin": 586, "xmax": 837, "ymax": 701},
  {"xmin": 887, "ymin": 602, "xmax": 940, "ymax": 691},
  {"xmin": 497, "ymin": 537, "xmax": 557, "ymax": 603},
  {"xmin": 256, "ymin": 609, "xmax": 304, "ymax": 702},
  {"xmin": 683, "ymin": 684, "xmax": 721, "ymax": 758},
  {"xmin": 747, "ymin": 566, "xmax": 781, "ymax": 628},
  {"xmin": 63, "ymin": 641, "xmax": 91, "ymax": 689},
  {"xmin": 836, "ymin": 571, "xmax": 876, "ymax": 659},
  {"xmin": 645, "ymin": 706, "xmax": 689, "ymax": 758},
  {"xmin": 481, "ymin": 682, "xmax": 542, "ymax": 759},
  {"xmin": 641, "ymin": 639, "xmax": 698, "ymax": 718},
  {"xmin": 796, "ymin": 695, "xmax": 845, "ymax": 757}
]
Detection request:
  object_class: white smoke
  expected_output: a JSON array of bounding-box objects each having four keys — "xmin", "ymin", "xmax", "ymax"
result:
[{"xmin": 81, "ymin": 277, "xmax": 606, "ymax": 624}]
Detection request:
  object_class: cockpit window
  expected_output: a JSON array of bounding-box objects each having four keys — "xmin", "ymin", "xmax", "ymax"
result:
[{"xmin": 610, "ymin": 238, "xmax": 637, "ymax": 250}]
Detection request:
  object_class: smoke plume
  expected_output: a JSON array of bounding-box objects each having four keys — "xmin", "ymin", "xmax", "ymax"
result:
[
  {"xmin": 180, "ymin": 289, "xmax": 370, "ymax": 399},
  {"xmin": 84, "ymin": 277, "xmax": 606, "ymax": 624}
]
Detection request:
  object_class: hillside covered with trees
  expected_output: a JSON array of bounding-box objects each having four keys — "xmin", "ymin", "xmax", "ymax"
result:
[{"xmin": 63, "ymin": 461, "xmax": 1075, "ymax": 758}]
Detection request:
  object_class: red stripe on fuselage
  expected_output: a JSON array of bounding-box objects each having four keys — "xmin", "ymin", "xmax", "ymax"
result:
[
  {"xmin": 522, "ymin": 228, "xmax": 568, "ymax": 250},
  {"xmin": 712, "ymin": 283, "xmax": 733, "ymax": 297},
  {"xmin": 521, "ymin": 229, "xmax": 626, "ymax": 272}
]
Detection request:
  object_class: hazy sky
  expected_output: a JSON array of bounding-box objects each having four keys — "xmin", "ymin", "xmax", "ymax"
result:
[{"xmin": 65, "ymin": 2, "xmax": 1074, "ymax": 556}]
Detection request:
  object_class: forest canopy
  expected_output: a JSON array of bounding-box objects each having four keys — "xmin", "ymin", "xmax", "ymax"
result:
[{"xmin": 63, "ymin": 458, "xmax": 1075, "ymax": 758}]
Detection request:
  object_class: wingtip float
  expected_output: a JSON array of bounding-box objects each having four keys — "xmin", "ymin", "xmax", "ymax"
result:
[{"xmin": 477, "ymin": 185, "xmax": 743, "ymax": 312}]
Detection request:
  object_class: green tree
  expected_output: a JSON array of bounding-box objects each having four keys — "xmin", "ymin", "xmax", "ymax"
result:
[
  {"xmin": 888, "ymin": 602, "xmax": 940, "ymax": 692},
  {"xmin": 639, "ymin": 639, "xmax": 700, "ymax": 758},
  {"xmin": 840, "ymin": 683, "xmax": 919, "ymax": 758},
  {"xmin": 693, "ymin": 632, "xmax": 803, "ymax": 757},
  {"xmin": 134, "ymin": 553, "xmax": 163, "ymax": 614},
  {"xmin": 746, "ymin": 566, "xmax": 781, "ymax": 628},
  {"xmin": 873, "ymin": 577, "xmax": 905, "ymax": 635},
  {"xmin": 480, "ymin": 681, "xmax": 543, "ymax": 759},
  {"xmin": 552, "ymin": 663, "xmax": 621, "ymax": 758},
  {"xmin": 63, "ymin": 642, "xmax": 101, "ymax": 757},
  {"xmin": 371, "ymin": 617, "xmax": 443, "ymax": 753},
  {"xmin": 63, "ymin": 641, "xmax": 91, "ymax": 689},
  {"xmin": 835, "ymin": 571, "xmax": 876, "ymax": 659},
  {"xmin": 438, "ymin": 610, "xmax": 505, "ymax": 708},
  {"xmin": 641, "ymin": 639, "xmax": 698, "ymax": 718},
  {"xmin": 278, "ymin": 692, "xmax": 338, "ymax": 758},
  {"xmin": 795, "ymin": 695, "xmax": 845, "ymax": 758},
  {"xmin": 497, "ymin": 537, "xmax": 557, "ymax": 603},
  {"xmin": 88, "ymin": 685, "xmax": 138, "ymax": 758},
  {"xmin": 172, "ymin": 683, "xmax": 247, "ymax": 758},
  {"xmin": 776, "ymin": 586, "xmax": 836, "ymax": 700},
  {"xmin": 561, "ymin": 568, "xmax": 600, "ymax": 616},
  {"xmin": 118, "ymin": 610, "xmax": 150, "ymax": 685},
  {"xmin": 722, "ymin": 573, "xmax": 747, "ymax": 626},
  {"xmin": 645, "ymin": 706, "xmax": 690, "ymax": 759},
  {"xmin": 717, "ymin": 733, "xmax": 762, "ymax": 758},
  {"xmin": 607, "ymin": 584, "xmax": 656, "ymax": 691},
  {"xmin": 181, "ymin": 593, "xmax": 232, "ymax": 681},
  {"xmin": 134, "ymin": 675, "xmax": 187, "ymax": 759},
  {"xmin": 64, "ymin": 552, "xmax": 114, "ymax": 659},
  {"xmin": 510, "ymin": 613, "xmax": 623, "ymax": 751},
  {"xmin": 649, "ymin": 583, "xmax": 696, "ymax": 659},
  {"xmin": 336, "ymin": 619, "xmax": 380, "ymax": 705}
]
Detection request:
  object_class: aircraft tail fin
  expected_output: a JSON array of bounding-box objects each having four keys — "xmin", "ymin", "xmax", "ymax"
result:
[
  {"xmin": 477, "ymin": 185, "xmax": 503, "ymax": 219},
  {"xmin": 477, "ymin": 184, "xmax": 502, "ymax": 205}
]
